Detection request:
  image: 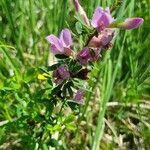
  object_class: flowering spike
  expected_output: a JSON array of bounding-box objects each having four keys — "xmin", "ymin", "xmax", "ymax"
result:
[
  {"xmin": 73, "ymin": 0, "xmax": 90, "ymax": 26},
  {"xmin": 45, "ymin": 4, "xmax": 144, "ymax": 109}
]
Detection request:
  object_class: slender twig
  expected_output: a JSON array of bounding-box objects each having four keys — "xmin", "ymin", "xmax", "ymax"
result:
[{"xmin": 91, "ymin": 32, "xmax": 125, "ymax": 150}]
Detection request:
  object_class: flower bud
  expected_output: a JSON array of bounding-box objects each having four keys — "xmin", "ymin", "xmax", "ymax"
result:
[
  {"xmin": 118, "ymin": 18, "xmax": 144, "ymax": 30},
  {"xmin": 73, "ymin": 0, "xmax": 90, "ymax": 26}
]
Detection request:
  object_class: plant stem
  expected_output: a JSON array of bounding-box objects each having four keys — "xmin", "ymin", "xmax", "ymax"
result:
[{"xmin": 91, "ymin": 33, "xmax": 126, "ymax": 150}]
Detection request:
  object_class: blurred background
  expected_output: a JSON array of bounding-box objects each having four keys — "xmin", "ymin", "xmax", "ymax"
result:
[{"xmin": 0, "ymin": 0, "xmax": 150, "ymax": 149}]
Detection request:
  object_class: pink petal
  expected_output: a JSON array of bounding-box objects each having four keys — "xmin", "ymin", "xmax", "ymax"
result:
[
  {"xmin": 50, "ymin": 45, "xmax": 62, "ymax": 54},
  {"xmin": 98, "ymin": 29, "xmax": 114, "ymax": 46},
  {"xmin": 102, "ymin": 11, "xmax": 114, "ymax": 25},
  {"xmin": 60, "ymin": 29, "xmax": 72, "ymax": 47},
  {"xmin": 88, "ymin": 36, "xmax": 101, "ymax": 47},
  {"xmin": 88, "ymin": 29, "xmax": 115, "ymax": 48},
  {"xmin": 91, "ymin": 7, "xmax": 114, "ymax": 31},
  {"xmin": 46, "ymin": 35, "xmax": 63, "ymax": 53},
  {"xmin": 91, "ymin": 7, "xmax": 103, "ymax": 28}
]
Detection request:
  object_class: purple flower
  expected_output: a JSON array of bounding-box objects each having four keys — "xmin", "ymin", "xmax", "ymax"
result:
[
  {"xmin": 88, "ymin": 29, "xmax": 115, "ymax": 48},
  {"xmin": 91, "ymin": 7, "xmax": 114, "ymax": 32},
  {"xmin": 46, "ymin": 29, "xmax": 73, "ymax": 56},
  {"xmin": 73, "ymin": 0, "xmax": 90, "ymax": 26},
  {"xmin": 53, "ymin": 65, "xmax": 70, "ymax": 85},
  {"xmin": 74, "ymin": 89, "xmax": 84, "ymax": 104},
  {"xmin": 118, "ymin": 18, "xmax": 144, "ymax": 30},
  {"xmin": 77, "ymin": 48, "xmax": 101, "ymax": 65},
  {"xmin": 76, "ymin": 48, "xmax": 91, "ymax": 65}
]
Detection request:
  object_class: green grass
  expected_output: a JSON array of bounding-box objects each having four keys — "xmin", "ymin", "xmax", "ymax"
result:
[{"xmin": 0, "ymin": 0, "xmax": 150, "ymax": 149}]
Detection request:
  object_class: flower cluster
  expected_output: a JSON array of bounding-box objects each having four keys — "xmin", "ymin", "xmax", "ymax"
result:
[{"xmin": 46, "ymin": 0, "xmax": 143, "ymax": 104}]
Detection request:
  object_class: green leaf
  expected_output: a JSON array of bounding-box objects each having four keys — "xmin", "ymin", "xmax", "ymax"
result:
[
  {"xmin": 53, "ymin": 125, "xmax": 62, "ymax": 132},
  {"xmin": 55, "ymin": 54, "xmax": 69, "ymax": 59},
  {"xmin": 48, "ymin": 63, "xmax": 60, "ymax": 71},
  {"xmin": 66, "ymin": 123, "xmax": 77, "ymax": 131},
  {"xmin": 68, "ymin": 86, "xmax": 73, "ymax": 97},
  {"xmin": 46, "ymin": 124, "xmax": 62, "ymax": 133},
  {"xmin": 47, "ymin": 78, "xmax": 53, "ymax": 86},
  {"xmin": 67, "ymin": 101, "xmax": 80, "ymax": 112},
  {"xmin": 64, "ymin": 115, "xmax": 75, "ymax": 124},
  {"xmin": 49, "ymin": 138, "xmax": 59, "ymax": 148},
  {"xmin": 24, "ymin": 68, "xmax": 36, "ymax": 83},
  {"xmin": 51, "ymin": 84, "xmax": 62, "ymax": 96},
  {"xmin": 73, "ymin": 64, "xmax": 82, "ymax": 73},
  {"xmin": 42, "ymin": 144, "xmax": 48, "ymax": 150},
  {"xmin": 62, "ymin": 84, "xmax": 67, "ymax": 97},
  {"xmin": 46, "ymin": 124, "xmax": 53, "ymax": 132},
  {"xmin": 75, "ymin": 21, "xmax": 82, "ymax": 34}
]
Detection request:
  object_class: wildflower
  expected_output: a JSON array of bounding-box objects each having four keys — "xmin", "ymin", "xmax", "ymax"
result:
[
  {"xmin": 46, "ymin": 29, "xmax": 73, "ymax": 56},
  {"xmin": 77, "ymin": 48, "xmax": 101, "ymax": 65},
  {"xmin": 91, "ymin": 7, "xmax": 114, "ymax": 32},
  {"xmin": 76, "ymin": 48, "xmax": 91, "ymax": 65},
  {"xmin": 38, "ymin": 73, "xmax": 50, "ymax": 80},
  {"xmin": 74, "ymin": 89, "xmax": 84, "ymax": 104},
  {"xmin": 73, "ymin": 0, "xmax": 90, "ymax": 26},
  {"xmin": 53, "ymin": 65, "xmax": 70, "ymax": 85},
  {"xmin": 117, "ymin": 17, "xmax": 144, "ymax": 30},
  {"xmin": 88, "ymin": 29, "xmax": 115, "ymax": 48}
]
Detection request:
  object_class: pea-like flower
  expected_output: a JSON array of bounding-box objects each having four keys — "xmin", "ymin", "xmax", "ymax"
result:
[
  {"xmin": 53, "ymin": 65, "xmax": 70, "ymax": 85},
  {"xmin": 76, "ymin": 48, "xmax": 91, "ymax": 65},
  {"xmin": 74, "ymin": 89, "xmax": 84, "ymax": 104},
  {"xmin": 46, "ymin": 29, "xmax": 73, "ymax": 56},
  {"xmin": 88, "ymin": 29, "xmax": 115, "ymax": 48},
  {"xmin": 77, "ymin": 48, "xmax": 101, "ymax": 65},
  {"xmin": 91, "ymin": 7, "xmax": 114, "ymax": 32}
]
